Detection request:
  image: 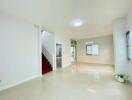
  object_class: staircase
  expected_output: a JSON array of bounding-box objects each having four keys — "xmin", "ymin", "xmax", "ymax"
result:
[{"xmin": 42, "ymin": 53, "xmax": 52, "ymax": 74}]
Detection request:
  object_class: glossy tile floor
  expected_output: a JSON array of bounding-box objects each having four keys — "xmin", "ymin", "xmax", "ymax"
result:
[{"xmin": 0, "ymin": 63, "xmax": 132, "ymax": 100}]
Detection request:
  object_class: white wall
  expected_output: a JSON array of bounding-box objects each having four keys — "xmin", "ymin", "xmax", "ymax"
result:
[
  {"xmin": 113, "ymin": 9, "xmax": 132, "ymax": 82},
  {"xmin": 0, "ymin": 11, "xmax": 72, "ymax": 91},
  {"xmin": 113, "ymin": 17, "xmax": 127, "ymax": 74},
  {"xmin": 126, "ymin": 10, "xmax": 132, "ymax": 82},
  {"xmin": 77, "ymin": 35, "xmax": 114, "ymax": 65},
  {"xmin": 41, "ymin": 31, "xmax": 55, "ymax": 55},
  {"xmin": 55, "ymin": 32, "xmax": 71, "ymax": 68},
  {"xmin": 0, "ymin": 12, "xmax": 40, "ymax": 91}
]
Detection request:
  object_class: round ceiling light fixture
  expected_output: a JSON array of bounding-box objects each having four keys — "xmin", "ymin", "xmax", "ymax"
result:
[{"xmin": 72, "ymin": 19, "xmax": 84, "ymax": 27}]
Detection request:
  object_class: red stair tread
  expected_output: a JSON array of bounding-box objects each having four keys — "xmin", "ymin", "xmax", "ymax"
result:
[{"xmin": 42, "ymin": 53, "xmax": 53, "ymax": 75}]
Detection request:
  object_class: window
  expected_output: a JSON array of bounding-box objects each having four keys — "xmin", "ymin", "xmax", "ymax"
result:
[
  {"xmin": 86, "ymin": 44, "xmax": 99, "ymax": 55},
  {"xmin": 126, "ymin": 31, "xmax": 132, "ymax": 61}
]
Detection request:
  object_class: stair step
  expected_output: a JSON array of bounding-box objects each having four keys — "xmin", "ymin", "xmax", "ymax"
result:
[
  {"xmin": 42, "ymin": 65, "xmax": 51, "ymax": 67},
  {"xmin": 42, "ymin": 53, "xmax": 52, "ymax": 75},
  {"xmin": 42, "ymin": 67, "xmax": 52, "ymax": 74}
]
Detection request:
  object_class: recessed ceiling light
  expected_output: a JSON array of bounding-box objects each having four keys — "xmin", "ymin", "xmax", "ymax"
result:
[{"xmin": 72, "ymin": 19, "xmax": 83, "ymax": 27}]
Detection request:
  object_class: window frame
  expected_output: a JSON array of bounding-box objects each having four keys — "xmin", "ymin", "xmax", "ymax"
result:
[
  {"xmin": 126, "ymin": 31, "xmax": 132, "ymax": 61},
  {"xmin": 86, "ymin": 44, "xmax": 99, "ymax": 56},
  {"xmin": 86, "ymin": 44, "xmax": 93, "ymax": 55}
]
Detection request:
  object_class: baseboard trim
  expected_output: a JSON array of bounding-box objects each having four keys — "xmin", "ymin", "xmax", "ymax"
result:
[{"xmin": 0, "ymin": 75, "xmax": 40, "ymax": 92}]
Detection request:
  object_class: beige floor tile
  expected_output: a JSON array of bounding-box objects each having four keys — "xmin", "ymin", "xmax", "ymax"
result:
[{"xmin": 0, "ymin": 63, "xmax": 132, "ymax": 100}]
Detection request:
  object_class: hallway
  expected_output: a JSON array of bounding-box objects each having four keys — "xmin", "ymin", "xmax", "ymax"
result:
[{"xmin": 0, "ymin": 63, "xmax": 132, "ymax": 100}]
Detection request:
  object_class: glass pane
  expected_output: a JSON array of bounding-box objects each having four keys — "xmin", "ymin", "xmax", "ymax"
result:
[
  {"xmin": 86, "ymin": 44, "xmax": 99, "ymax": 55},
  {"xmin": 92, "ymin": 45, "xmax": 99, "ymax": 55},
  {"xmin": 87, "ymin": 45, "xmax": 92, "ymax": 54}
]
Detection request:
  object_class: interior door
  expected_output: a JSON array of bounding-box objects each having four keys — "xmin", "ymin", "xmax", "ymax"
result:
[{"xmin": 56, "ymin": 44, "xmax": 62, "ymax": 68}]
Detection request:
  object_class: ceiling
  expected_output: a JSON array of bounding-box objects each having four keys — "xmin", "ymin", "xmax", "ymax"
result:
[{"xmin": 0, "ymin": 0, "xmax": 132, "ymax": 39}]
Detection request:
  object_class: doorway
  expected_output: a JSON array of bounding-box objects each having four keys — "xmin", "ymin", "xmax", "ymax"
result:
[
  {"xmin": 56, "ymin": 44, "xmax": 62, "ymax": 68},
  {"xmin": 71, "ymin": 46, "xmax": 76, "ymax": 62},
  {"xmin": 41, "ymin": 30, "xmax": 54, "ymax": 75},
  {"xmin": 71, "ymin": 40, "xmax": 77, "ymax": 62}
]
